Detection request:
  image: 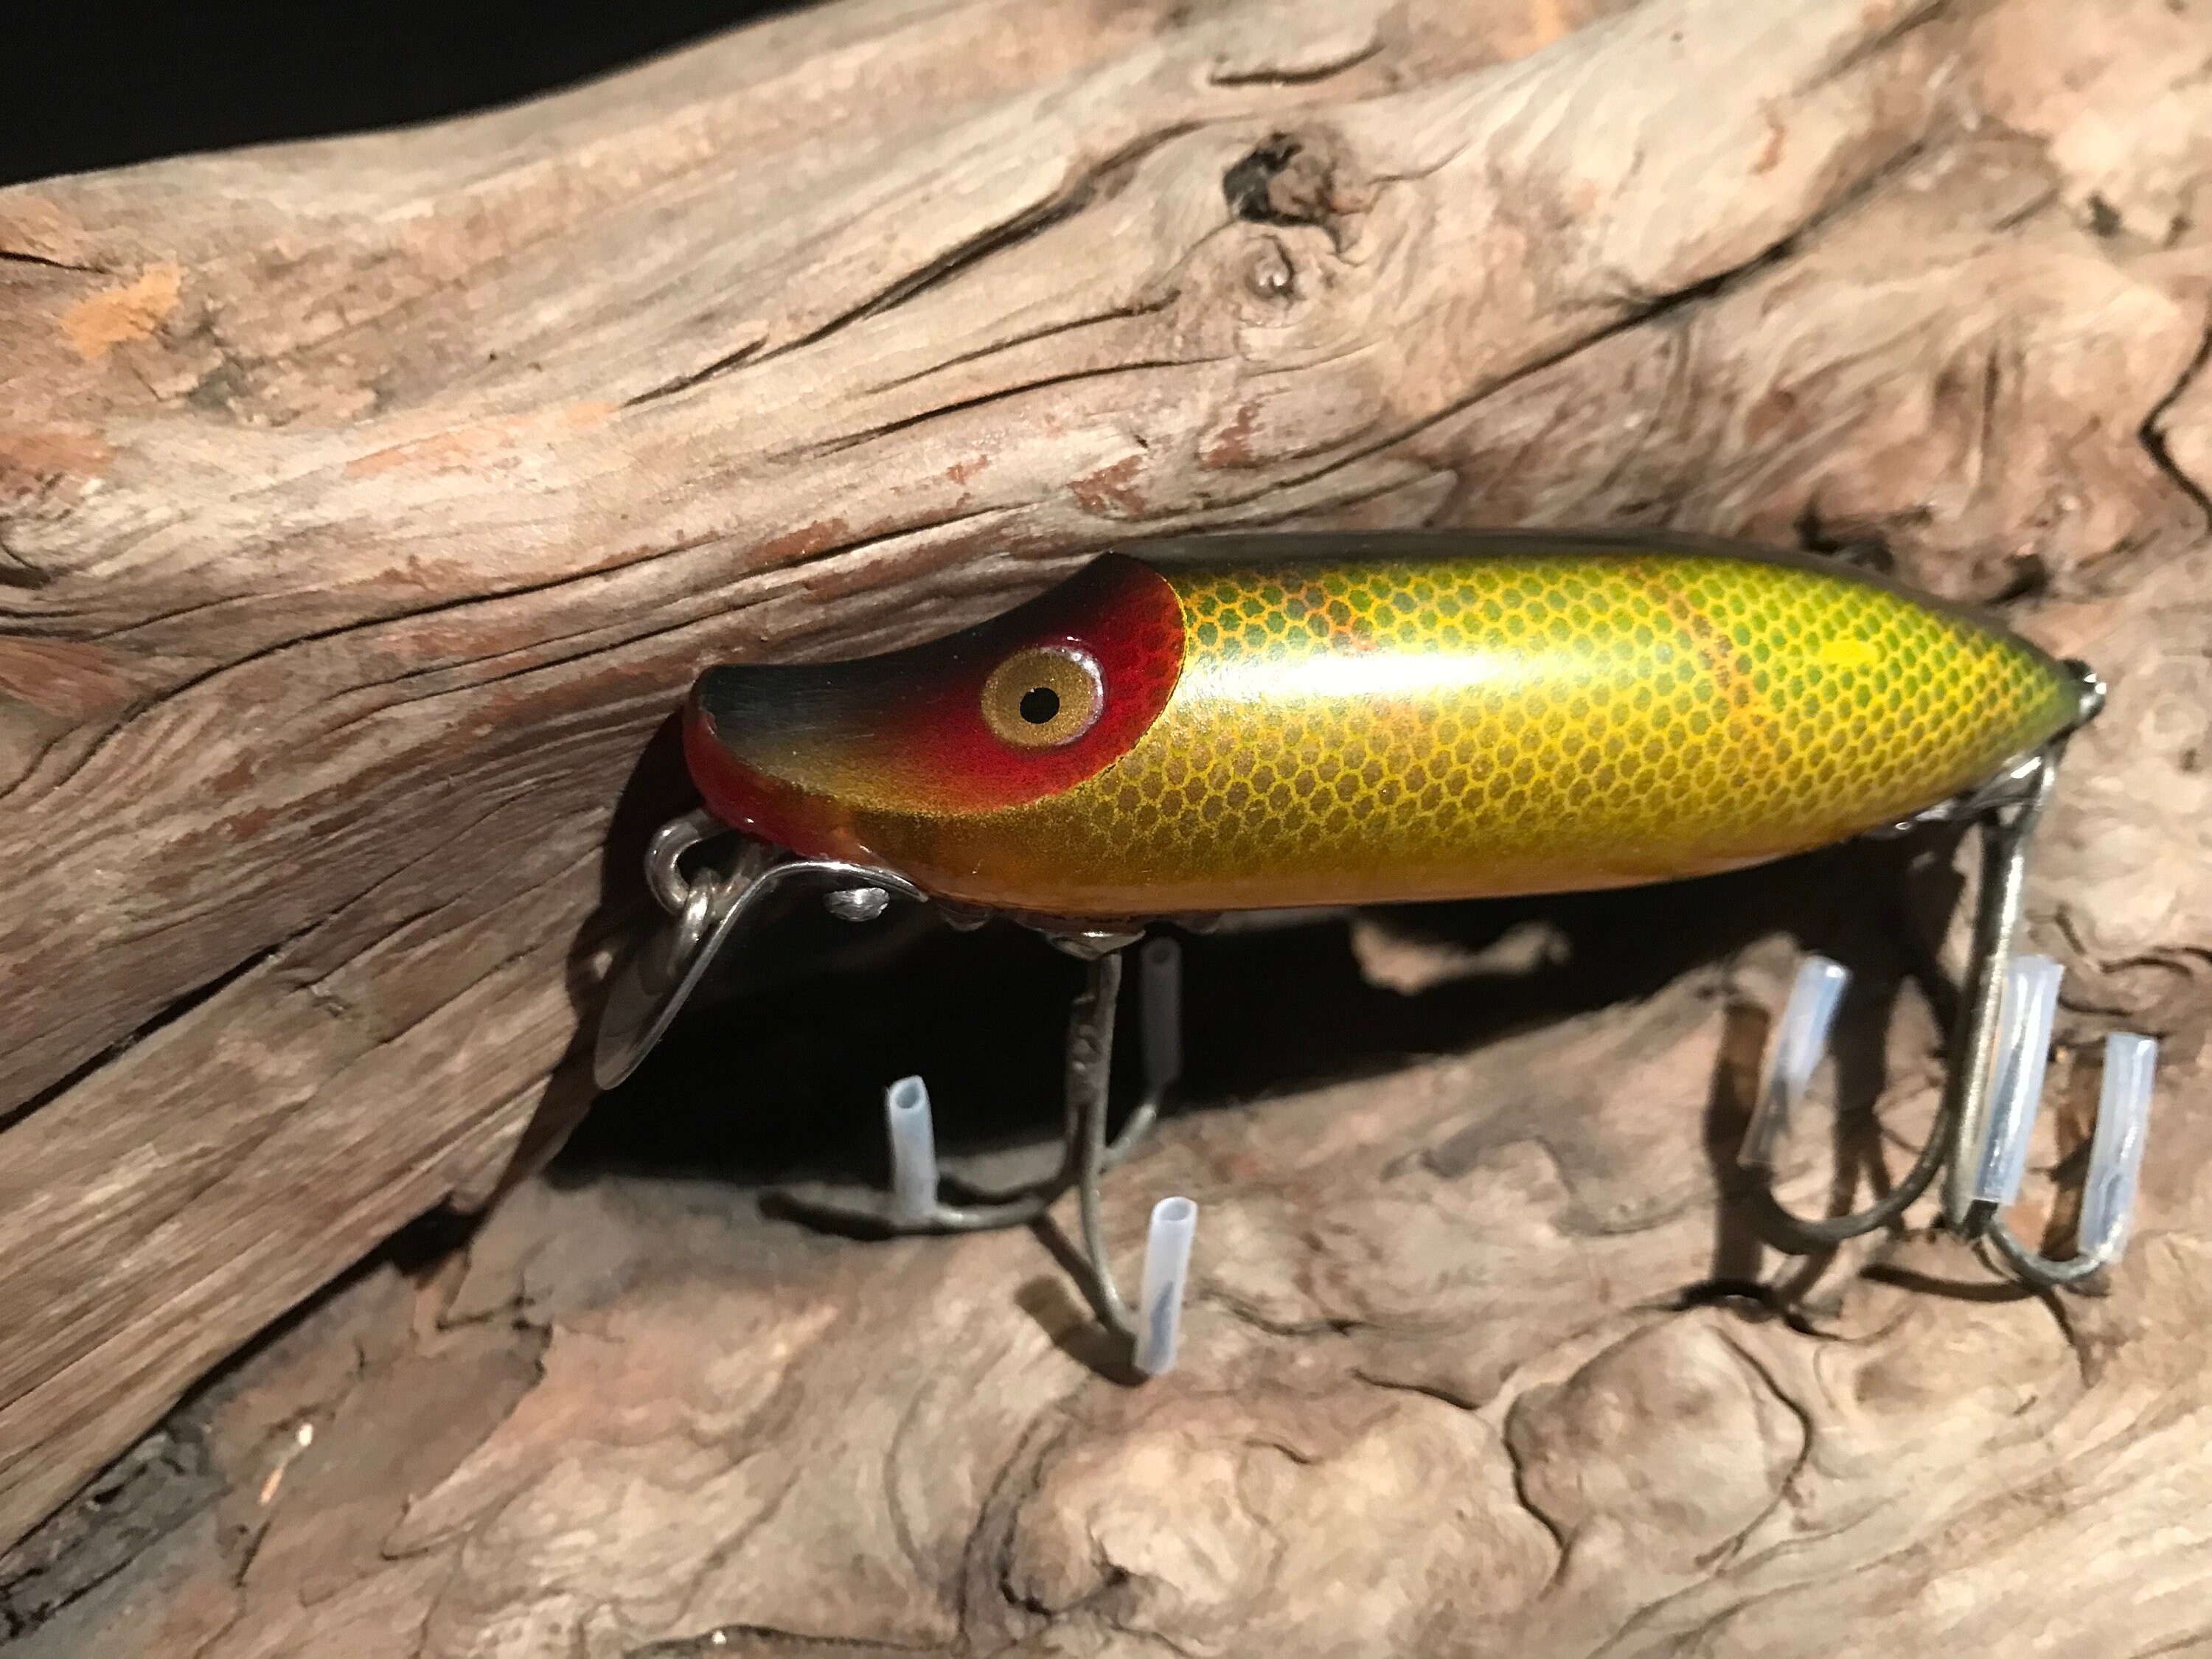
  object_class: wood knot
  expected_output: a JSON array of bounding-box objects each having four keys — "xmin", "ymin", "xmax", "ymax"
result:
[
  {"xmin": 1242, "ymin": 240, "xmax": 1297, "ymax": 304},
  {"xmin": 1223, "ymin": 133, "xmax": 1347, "ymax": 231}
]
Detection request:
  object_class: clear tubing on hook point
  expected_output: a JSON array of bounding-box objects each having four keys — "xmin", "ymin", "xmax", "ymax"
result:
[
  {"xmin": 885, "ymin": 1075, "xmax": 938, "ymax": 1225},
  {"xmin": 1133, "ymin": 1196, "xmax": 1197, "ymax": 1377},
  {"xmin": 1969, "ymin": 954, "xmax": 2065, "ymax": 1208},
  {"xmin": 1738, "ymin": 956, "xmax": 1850, "ymax": 1169},
  {"xmin": 2079, "ymin": 1032, "xmax": 2158, "ymax": 1263},
  {"xmin": 1141, "ymin": 936, "xmax": 1183, "ymax": 1093}
]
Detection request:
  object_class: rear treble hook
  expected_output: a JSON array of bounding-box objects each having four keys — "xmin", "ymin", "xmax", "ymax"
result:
[
  {"xmin": 1969, "ymin": 956, "xmax": 2157, "ymax": 1286},
  {"xmin": 1736, "ymin": 734, "xmax": 2162, "ymax": 1290}
]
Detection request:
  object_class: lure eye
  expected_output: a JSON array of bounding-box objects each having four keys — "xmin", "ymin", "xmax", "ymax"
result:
[{"xmin": 981, "ymin": 645, "xmax": 1105, "ymax": 748}]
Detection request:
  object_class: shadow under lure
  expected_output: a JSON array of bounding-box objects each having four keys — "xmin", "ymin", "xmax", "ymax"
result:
[{"xmin": 595, "ymin": 529, "xmax": 2152, "ymax": 1377}]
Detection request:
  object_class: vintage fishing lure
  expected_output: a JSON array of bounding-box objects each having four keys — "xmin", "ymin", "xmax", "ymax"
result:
[{"xmin": 597, "ymin": 530, "xmax": 2154, "ymax": 1371}]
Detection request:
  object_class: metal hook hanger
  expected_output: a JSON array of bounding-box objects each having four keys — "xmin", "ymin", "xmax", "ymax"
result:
[{"xmin": 594, "ymin": 809, "xmax": 930, "ymax": 1093}]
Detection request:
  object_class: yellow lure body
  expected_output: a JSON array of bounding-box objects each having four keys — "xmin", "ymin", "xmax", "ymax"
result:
[{"xmin": 686, "ymin": 532, "xmax": 2090, "ymax": 919}]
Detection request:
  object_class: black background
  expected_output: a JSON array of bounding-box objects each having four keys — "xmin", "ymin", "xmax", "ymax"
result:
[{"xmin": 0, "ymin": 0, "xmax": 795, "ymax": 189}]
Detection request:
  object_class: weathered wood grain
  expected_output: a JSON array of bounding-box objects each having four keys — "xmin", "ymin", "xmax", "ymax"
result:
[{"xmin": 0, "ymin": 0, "xmax": 2208, "ymax": 1643}]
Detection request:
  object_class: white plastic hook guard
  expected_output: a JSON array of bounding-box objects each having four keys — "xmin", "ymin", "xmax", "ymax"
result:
[
  {"xmin": 1738, "ymin": 956, "xmax": 1851, "ymax": 1169},
  {"xmin": 1965, "ymin": 955, "xmax": 2158, "ymax": 1266},
  {"xmin": 1969, "ymin": 954, "xmax": 2065, "ymax": 1208},
  {"xmin": 874, "ymin": 949, "xmax": 1199, "ymax": 1374},
  {"xmin": 1133, "ymin": 1195, "xmax": 1197, "ymax": 1376},
  {"xmin": 885, "ymin": 1074, "xmax": 939, "ymax": 1225},
  {"xmin": 2079, "ymin": 1032, "xmax": 2157, "ymax": 1263}
]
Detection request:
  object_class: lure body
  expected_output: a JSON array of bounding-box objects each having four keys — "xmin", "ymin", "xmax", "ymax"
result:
[{"xmin": 685, "ymin": 532, "xmax": 2090, "ymax": 919}]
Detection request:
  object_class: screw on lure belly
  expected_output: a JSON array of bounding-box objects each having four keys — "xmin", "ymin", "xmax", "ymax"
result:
[{"xmin": 597, "ymin": 530, "xmax": 2156, "ymax": 1373}]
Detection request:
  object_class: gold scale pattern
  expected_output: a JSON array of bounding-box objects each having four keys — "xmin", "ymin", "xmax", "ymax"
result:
[{"xmin": 913, "ymin": 551, "xmax": 2079, "ymax": 914}]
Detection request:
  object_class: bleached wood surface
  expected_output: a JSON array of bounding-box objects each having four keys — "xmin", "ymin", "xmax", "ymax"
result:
[{"xmin": 1, "ymin": 0, "xmax": 2209, "ymax": 1649}]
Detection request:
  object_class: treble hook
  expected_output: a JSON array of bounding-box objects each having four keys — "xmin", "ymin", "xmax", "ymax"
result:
[
  {"xmin": 789, "ymin": 939, "xmax": 1199, "ymax": 1375},
  {"xmin": 1969, "ymin": 956, "xmax": 2158, "ymax": 1286},
  {"xmin": 1736, "ymin": 728, "xmax": 2161, "ymax": 1288},
  {"xmin": 594, "ymin": 818, "xmax": 1197, "ymax": 1374}
]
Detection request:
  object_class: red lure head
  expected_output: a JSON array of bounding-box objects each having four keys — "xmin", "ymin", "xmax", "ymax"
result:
[{"xmin": 684, "ymin": 554, "xmax": 1185, "ymax": 863}]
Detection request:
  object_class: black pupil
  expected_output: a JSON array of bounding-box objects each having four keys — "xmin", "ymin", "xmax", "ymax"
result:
[{"xmin": 1019, "ymin": 686, "xmax": 1060, "ymax": 725}]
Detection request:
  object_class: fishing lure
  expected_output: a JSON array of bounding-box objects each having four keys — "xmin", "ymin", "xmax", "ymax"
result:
[{"xmin": 597, "ymin": 530, "xmax": 2156, "ymax": 1371}]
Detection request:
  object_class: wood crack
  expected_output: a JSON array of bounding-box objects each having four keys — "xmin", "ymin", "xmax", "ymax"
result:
[
  {"xmin": 1209, "ymin": 41, "xmax": 1385, "ymax": 89},
  {"xmin": 1799, "ymin": 0, "xmax": 1953, "ymax": 94},
  {"xmin": 810, "ymin": 358, "xmax": 1209, "ymax": 459},
  {"xmin": 2140, "ymin": 307, "xmax": 2212, "ymax": 529},
  {"xmin": 0, "ymin": 933, "xmax": 292, "ymax": 1137},
  {"xmin": 747, "ymin": 122, "xmax": 1207, "ymax": 375},
  {"xmin": 0, "ymin": 247, "xmax": 102, "ymax": 276},
  {"xmin": 622, "ymin": 338, "xmax": 768, "ymax": 409},
  {"xmin": 627, "ymin": 1624, "xmax": 934, "ymax": 1658},
  {"xmin": 866, "ymin": 290, "xmax": 1182, "ymax": 397}
]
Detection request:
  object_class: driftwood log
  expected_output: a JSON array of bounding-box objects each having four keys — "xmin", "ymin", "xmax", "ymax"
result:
[{"xmin": 3, "ymin": 0, "xmax": 2211, "ymax": 1650}]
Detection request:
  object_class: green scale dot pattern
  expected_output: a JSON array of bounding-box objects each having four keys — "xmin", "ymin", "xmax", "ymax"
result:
[{"xmin": 925, "ymin": 552, "xmax": 2080, "ymax": 914}]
